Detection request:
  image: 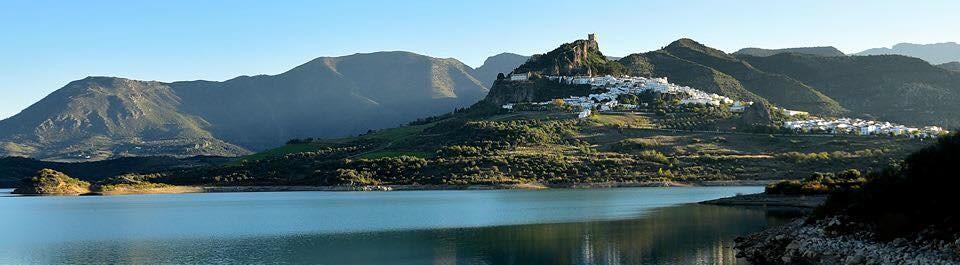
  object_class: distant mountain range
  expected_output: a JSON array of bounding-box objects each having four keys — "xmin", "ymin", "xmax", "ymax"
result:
[
  {"xmin": 855, "ymin": 42, "xmax": 960, "ymax": 64},
  {"xmin": 937, "ymin": 62, "xmax": 960, "ymax": 72},
  {"xmin": 491, "ymin": 37, "xmax": 960, "ymax": 129},
  {"xmin": 5, "ymin": 37, "xmax": 960, "ymax": 161},
  {"xmin": 734, "ymin": 47, "xmax": 846, "ymax": 57},
  {"xmin": 0, "ymin": 52, "xmax": 526, "ymax": 161}
]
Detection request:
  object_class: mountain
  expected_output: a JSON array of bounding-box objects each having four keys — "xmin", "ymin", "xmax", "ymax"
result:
[
  {"xmin": 0, "ymin": 51, "xmax": 493, "ymax": 160},
  {"xmin": 618, "ymin": 51, "xmax": 765, "ymax": 103},
  {"xmin": 17, "ymin": 36, "xmax": 930, "ymax": 192},
  {"xmin": 512, "ymin": 34, "xmax": 625, "ymax": 76},
  {"xmin": 734, "ymin": 47, "xmax": 846, "ymax": 57},
  {"xmin": 0, "ymin": 77, "xmax": 248, "ymax": 160},
  {"xmin": 653, "ymin": 39, "xmax": 845, "ymax": 115},
  {"xmin": 855, "ymin": 42, "xmax": 960, "ymax": 64},
  {"xmin": 738, "ymin": 53, "xmax": 960, "ymax": 128},
  {"xmin": 937, "ymin": 62, "xmax": 960, "ymax": 72},
  {"xmin": 171, "ymin": 51, "xmax": 489, "ymax": 151},
  {"xmin": 474, "ymin": 53, "xmax": 529, "ymax": 87}
]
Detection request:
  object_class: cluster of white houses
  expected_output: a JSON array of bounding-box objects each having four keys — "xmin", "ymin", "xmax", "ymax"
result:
[
  {"xmin": 503, "ymin": 73, "xmax": 950, "ymax": 139},
  {"xmin": 783, "ymin": 118, "xmax": 948, "ymax": 138},
  {"xmin": 503, "ymin": 74, "xmax": 751, "ymax": 113}
]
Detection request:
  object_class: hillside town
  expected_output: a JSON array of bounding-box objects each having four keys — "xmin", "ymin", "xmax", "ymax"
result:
[
  {"xmin": 503, "ymin": 73, "xmax": 949, "ymax": 139},
  {"xmin": 784, "ymin": 118, "xmax": 947, "ymax": 138},
  {"xmin": 503, "ymin": 74, "xmax": 746, "ymax": 112}
]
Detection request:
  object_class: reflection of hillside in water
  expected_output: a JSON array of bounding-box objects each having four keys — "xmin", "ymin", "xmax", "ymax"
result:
[
  {"xmin": 462, "ymin": 204, "xmax": 798, "ymax": 265},
  {"xmin": 39, "ymin": 204, "xmax": 799, "ymax": 265}
]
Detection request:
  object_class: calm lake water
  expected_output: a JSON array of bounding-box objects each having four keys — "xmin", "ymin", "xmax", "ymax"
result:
[{"xmin": 0, "ymin": 186, "xmax": 797, "ymax": 265}]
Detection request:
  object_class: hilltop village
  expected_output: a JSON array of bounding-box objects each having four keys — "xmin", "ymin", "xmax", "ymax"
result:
[{"xmin": 501, "ymin": 73, "xmax": 948, "ymax": 138}]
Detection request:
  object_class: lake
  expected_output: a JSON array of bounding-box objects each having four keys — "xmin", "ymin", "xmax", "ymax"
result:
[{"xmin": 0, "ymin": 186, "xmax": 798, "ymax": 264}]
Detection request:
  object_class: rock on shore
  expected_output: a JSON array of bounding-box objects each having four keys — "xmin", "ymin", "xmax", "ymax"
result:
[{"xmin": 735, "ymin": 218, "xmax": 960, "ymax": 264}]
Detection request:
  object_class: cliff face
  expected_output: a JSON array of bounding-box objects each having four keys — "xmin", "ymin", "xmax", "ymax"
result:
[
  {"xmin": 512, "ymin": 35, "xmax": 624, "ymax": 76},
  {"xmin": 484, "ymin": 78, "xmax": 594, "ymax": 105}
]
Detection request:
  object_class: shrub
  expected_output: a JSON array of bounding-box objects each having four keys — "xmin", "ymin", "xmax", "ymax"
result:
[{"xmin": 815, "ymin": 132, "xmax": 960, "ymax": 239}]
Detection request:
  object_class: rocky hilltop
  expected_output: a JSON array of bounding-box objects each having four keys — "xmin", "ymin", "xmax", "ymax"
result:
[{"xmin": 512, "ymin": 34, "xmax": 625, "ymax": 76}]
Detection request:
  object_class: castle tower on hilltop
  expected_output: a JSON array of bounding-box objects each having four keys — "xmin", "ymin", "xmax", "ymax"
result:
[{"xmin": 588, "ymin": 33, "xmax": 596, "ymax": 42}]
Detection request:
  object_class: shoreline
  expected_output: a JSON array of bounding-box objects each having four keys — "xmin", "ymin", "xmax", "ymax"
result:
[
  {"xmin": 5, "ymin": 179, "xmax": 778, "ymax": 196},
  {"xmin": 736, "ymin": 218, "xmax": 960, "ymax": 264},
  {"xmin": 199, "ymin": 179, "xmax": 777, "ymax": 194},
  {"xmin": 700, "ymin": 192, "xmax": 828, "ymax": 209}
]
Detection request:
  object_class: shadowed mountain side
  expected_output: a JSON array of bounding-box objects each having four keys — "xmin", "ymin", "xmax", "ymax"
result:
[
  {"xmin": 474, "ymin": 53, "xmax": 530, "ymax": 87},
  {"xmin": 618, "ymin": 51, "xmax": 766, "ymax": 103},
  {"xmin": 172, "ymin": 51, "xmax": 489, "ymax": 150},
  {"xmin": 0, "ymin": 77, "xmax": 247, "ymax": 160},
  {"xmin": 739, "ymin": 53, "xmax": 960, "ymax": 128},
  {"xmin": 661, "ymin": 39, "xmax": 845, "ymax": 115},
  {"xmin": 0, "ymin": 52, "xmax": 491, "ymax": 159}
]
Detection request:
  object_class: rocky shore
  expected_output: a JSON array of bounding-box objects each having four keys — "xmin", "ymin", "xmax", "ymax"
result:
[
  {"xmin": 735, "ymin": 218, "xmax": 960, "ymax": 265},
  {"xmin": 701, "ymin": 193, "xmax": 827, "ymax": 209}
]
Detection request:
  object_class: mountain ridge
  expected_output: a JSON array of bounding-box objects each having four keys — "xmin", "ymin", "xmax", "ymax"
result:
[
  {"xmin": 734, "ymin": 46, "xmax": 846, "ymax": 57},
  {"xmin": 855, "ymin": 42, "xmax": 960, "ymax": 64},
  {"xmin": 1, "ymin": 51, "xmax": 513, "ymax": 160},
  {"xmin": 658, "ymin": 39, "xmax": 846, "ymax": 115}
]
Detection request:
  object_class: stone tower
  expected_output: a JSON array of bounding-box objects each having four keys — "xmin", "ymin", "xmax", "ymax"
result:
[{"xmin": 588, "ymin": 33, "xmax": 596, "ymax": 42}]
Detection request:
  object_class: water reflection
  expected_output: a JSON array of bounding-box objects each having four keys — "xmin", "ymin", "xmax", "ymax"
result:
[{"xmin": 28, "ymin": 204, "xmax": 798, "ymax": 265}]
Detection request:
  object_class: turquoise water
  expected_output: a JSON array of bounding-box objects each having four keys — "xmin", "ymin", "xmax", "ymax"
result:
[{"xmin": 0, "ymin": 186, "xmax": 794, "ymax": 264}]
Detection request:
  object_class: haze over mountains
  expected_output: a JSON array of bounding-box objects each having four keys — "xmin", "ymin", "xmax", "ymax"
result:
[
  {"xmin": 4, "ymin": 36, "xmax": 960, "ymax": 161},
  {"xmin": 855, "ymin": 42, "xmax": 960, "ymax": 64}
]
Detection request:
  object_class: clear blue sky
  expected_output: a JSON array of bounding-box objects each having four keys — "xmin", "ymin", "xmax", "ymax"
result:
[{"xmin": 2, "ymin": 0, "xmax": 957, "ymax": 119}]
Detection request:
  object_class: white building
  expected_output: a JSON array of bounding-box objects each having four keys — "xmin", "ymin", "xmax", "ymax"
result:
[
  {"xmin": 510, "ymin": 72, "xmax": 529, "ymax": 81},
  {"xmin": 729, "ymin": 101, "xmax": 752, "ymax": 112},
  {"xmin": 782, "ymin": 109, "xmax": 809, "ymax": 117},
  {"xmin": 578, "ymin": 109, "xmax": 592, "ymax": 119}
]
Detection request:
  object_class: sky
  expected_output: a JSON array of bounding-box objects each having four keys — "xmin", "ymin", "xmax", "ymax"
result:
[{"xmin": 1, "ymin": 0, "xmax": 958, "ymax": 119}]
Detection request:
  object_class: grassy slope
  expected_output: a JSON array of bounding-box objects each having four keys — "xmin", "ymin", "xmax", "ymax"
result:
[
  {"xmin": 182, "ymin": 107, "xmax": 925, "ymax": 187},
  {"xmin": 740, "ymin": 53, "xmax": 960, "ymax": 128},
  {"xmin": 661, "ymin": 39, "xmax": 846, "ymax": 115}
]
